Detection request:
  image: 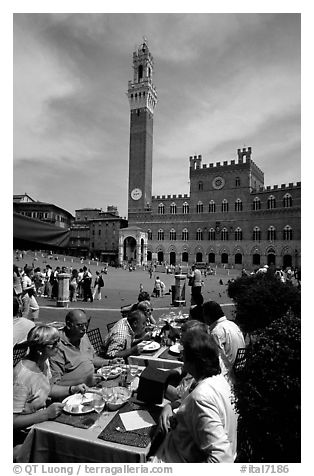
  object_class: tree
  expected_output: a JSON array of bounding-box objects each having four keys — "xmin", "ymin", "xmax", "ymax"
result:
[
  {"xmin": 234, "ymin": 312, "xmax": 301, "ymax": 462},
  {"xmin": 227, "ymin": 271, "xmax": 301, "ymax": 334}
]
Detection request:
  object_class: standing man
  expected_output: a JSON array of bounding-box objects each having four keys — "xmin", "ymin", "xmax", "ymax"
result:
[
  {"xmin": 188, "ymin": 265, "xmax": 203, "ymax": 305},
  {"xmin": 203, "ymin": 301, "xmax": 245, "ymax": 384},
  {"xmin": 82, "ymin": 266, "xmax": 93, "ymax": 302}
]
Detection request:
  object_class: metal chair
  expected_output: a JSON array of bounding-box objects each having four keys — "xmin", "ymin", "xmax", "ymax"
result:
[
  {"xmin": 13, "ymin": 343, "xmax": 28, "ymax": 367},
  {"xmin": 86, "ymin": 328, "xmax": 103, "ymax": 354},
  {"xmin": 233, "ymin": 347, "xmax": 247, "ymax": 375}
]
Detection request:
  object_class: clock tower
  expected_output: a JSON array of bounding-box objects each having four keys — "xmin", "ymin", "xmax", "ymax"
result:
[{"xmin": 127, "ymin": 40, "xmax": 157, "ymax": 219}]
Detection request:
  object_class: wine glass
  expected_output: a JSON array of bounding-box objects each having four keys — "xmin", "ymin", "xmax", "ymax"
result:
[
  {"xmin": 129, "ymin": 364, "xmax": 138, "ymax": 378},
  {"xmin": 101, "ymin": 366, "xmax": 112, "ymax": 383},
  {"xmin": 93, "ymin": 395, "xmax": 105, "ymax": 429}
]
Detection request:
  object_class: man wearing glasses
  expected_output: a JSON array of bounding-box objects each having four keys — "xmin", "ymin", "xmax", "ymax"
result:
[{"xmin": 49, "ymin": 309, "xmax": 113, "ymax": 387}]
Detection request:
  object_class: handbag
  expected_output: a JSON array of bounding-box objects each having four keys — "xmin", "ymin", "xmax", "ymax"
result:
[{"xmin": 188, "ymin": 276, "xmax": 195, "ymax": 286}]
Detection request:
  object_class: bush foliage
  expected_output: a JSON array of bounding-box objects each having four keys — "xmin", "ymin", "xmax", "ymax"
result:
[
  {"xmin": 227, "ymin": 271, "xmax": 301, "ymax": 334},
  {"xmin": 234, "ymin": 313, "xmax": 301, "ymax": 462}
]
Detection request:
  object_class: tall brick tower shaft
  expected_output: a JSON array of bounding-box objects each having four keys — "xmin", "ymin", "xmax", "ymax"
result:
[{"xmin": 127, "ymin": 40, "xmax": 157, "ymax": 220}]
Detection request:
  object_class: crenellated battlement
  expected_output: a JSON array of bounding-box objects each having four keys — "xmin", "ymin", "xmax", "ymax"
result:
[
  {"xmin": 189, "ymin": 147, "xmax": 264, "ymax": 177},
  {"xmin": 152, "ymin": 193, "xmax": 189, "ymax": 201},
  {"xmin": 251, "ymin": 182, "xmax": 301, "ymax": 194}
]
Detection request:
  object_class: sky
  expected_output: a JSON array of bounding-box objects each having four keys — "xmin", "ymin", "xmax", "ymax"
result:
[{"xmin": 13, "ymin": 12, "xmax": 301, "ymax": 219}]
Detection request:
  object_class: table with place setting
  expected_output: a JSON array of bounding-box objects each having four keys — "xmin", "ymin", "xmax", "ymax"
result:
[{"xmin": 17, "ymin": 364, "xmax": 164, "ymax": 463}]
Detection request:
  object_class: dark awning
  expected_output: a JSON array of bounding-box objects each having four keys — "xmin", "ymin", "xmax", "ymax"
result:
[{"xmin": 13, "ymin": 212, "xmax": 70, "ymax": 248}]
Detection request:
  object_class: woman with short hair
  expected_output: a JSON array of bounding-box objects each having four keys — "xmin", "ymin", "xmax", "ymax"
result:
[
  {"xmin": 14, "ymin": 325, "xmax": 87, "ymax": 439},
  {"xmin": 152, "ymin": 329, "xmax": 238, "ymax": 463}
]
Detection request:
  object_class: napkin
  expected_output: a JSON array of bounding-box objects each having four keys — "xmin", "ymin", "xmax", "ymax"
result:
[{"xmin": 119, "ymin": 410, "xmax": 156, "ymax": 431}]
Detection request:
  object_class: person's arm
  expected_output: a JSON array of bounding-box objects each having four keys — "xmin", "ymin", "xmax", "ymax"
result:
[
  {"xmin": 49, "ymin": 383, "xmax": 88, "ymax": 399},
  {"xmin": 13, "ymin": 403, "xmax": 65, "ymax": 430},
  {"xmin": 158, "ymin": 403, "xmax": 173, "ymax": 433}
]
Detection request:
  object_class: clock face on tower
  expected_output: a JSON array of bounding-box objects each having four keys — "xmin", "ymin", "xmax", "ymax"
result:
[
  {"xmin": 131, "ymin": 188, "xmax": 142, "ymax": 200},
  {"xmin": 212, "ymin": 176, "xmax": 225, "ymax": 190}
]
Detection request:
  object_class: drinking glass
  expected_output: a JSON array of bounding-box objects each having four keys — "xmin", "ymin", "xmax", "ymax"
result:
[
  {"xmin": 93, "ymin": 395, "xmax": 105, "ymax": 429},
  {"xmin": 101, "ymin": 366, "xmax": 112, "ymax": 383},
  {"xmin": 129, "ymin": 364, "xmax": 138, "ymax": 378}
]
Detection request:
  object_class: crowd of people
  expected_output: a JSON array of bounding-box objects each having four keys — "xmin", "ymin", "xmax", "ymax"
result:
[{"xmin": 13, "ymin": 258, "xmax": 246, "ymax": 464}]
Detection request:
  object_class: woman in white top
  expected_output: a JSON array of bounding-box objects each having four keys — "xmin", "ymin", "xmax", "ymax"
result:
[
  {"xmin": 13, "ymin": 325, "xmax": 87, "ymax": 454},
  {"xmin": 152, "ymin": 330, "xmax": 238, "ymax": 463}
]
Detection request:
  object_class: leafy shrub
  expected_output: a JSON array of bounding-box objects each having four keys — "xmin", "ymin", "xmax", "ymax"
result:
[
  {"xmin": 227, "ymin": 271, "xmax": 301, "ymax": 334},
  {"xmin": 234, "ymin": 313, "xmax": 301, "ymax": 462}
]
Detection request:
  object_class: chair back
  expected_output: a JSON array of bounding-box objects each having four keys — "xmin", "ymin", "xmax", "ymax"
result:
[
  {"xmin": 13, "ymin": 343, "xmax": 28, "ymax": 367},
  {"xmin": 233, "ymin": 347, "xmax": 247, "ymax": 375},
  {"xmin": 86, "ymin": 328, "xmax": 103, "ymax": 354},
  {"xmin": 106, "ymin": 321, "xmax": 118, "ymax": 333}
]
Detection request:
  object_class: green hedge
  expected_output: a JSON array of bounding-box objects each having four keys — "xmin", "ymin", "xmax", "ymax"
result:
[
  {"xmin": 227, "ymin": 271, "xmax": 301, "ymax": 334},
  {"xmin": 234, "ymin": 313, "xmax": 301, "ymax": 462}
]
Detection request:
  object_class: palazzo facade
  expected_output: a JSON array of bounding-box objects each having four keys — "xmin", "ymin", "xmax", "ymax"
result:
[{"xmin": 119, "ymin": 41, "xmax": 301, "ymax": 270}]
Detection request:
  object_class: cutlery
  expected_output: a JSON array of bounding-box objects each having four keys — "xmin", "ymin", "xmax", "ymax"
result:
[{"xmin": 115, "ymin": 426, "xmax": 143, "ymax": 436}]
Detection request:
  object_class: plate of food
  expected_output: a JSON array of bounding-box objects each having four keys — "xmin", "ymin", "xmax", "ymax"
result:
[
  {"xmin": 169, "ymin": 343, "xmax": 183, "ymax": 355},
  {"xmin": 141, "ymin": 341, "xmax": 161, "ymax": 352},
  {"xmin": 62, "ymin": 392, "xmax": 95, "ymax": 415},
  {"xmin": 96, "ymin": 366, "xmax": 123, "ymax": 379}
]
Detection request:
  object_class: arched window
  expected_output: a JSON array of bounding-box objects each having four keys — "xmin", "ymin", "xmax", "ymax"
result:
[
  {"xmin": 235, "ymin": 253, "xmax": 242, "ymax": 264},
  {"xmin": 283, "ymin": 225, "xmax": 293, "ymax": 241},
  {"xmin": 158, "ymin": 203, "xmax": 165, "ymax": 215},
  {"xmin": 253, "ymin": 254, "xmax": 260, "ymax": 265},
  {"xmin": 157, "ymin": 229, "xmax": 164, "ymax": 241},
  {"xmin": 147, "ymin": 229, "xmax": 152, "ymax": 240},
  {"xmin": 208, "ymin": 228, "xmax": 216, "ymax": 240},
  {"xmin": 253, "ymin": 197, "xmax": 261, "ymax": 210},
  {"xmin": 267, "ymin": 195, "xmax": 276, "ymax": 209},
  {"xmin": 221, "ymin": 228, "xmax": 228, "ymax": 241},
  {"xmin": 267, "ymin": 226, "xmax": 276, "ymax": 241},
  {"xmin": 196, "ymin": 201, "xmax": 203, "ymax": 213},
  {"xmin": 196, "ymin": 228, "xmax": 203, "ymax": 241},
  {"xmin": 182, "ymin": 228, "xmax": 189, "ymax": 241},
  {"xmin": 169, "ymin": 229, "xmax": 176, "ymax": 241},
  {"xmin": 182, "ymin": 202, "xmax": 189, "ymax": 214},
  {"xmin": 221, "ymin": 199, "xmax": 229, "ymax": 212},
  {"xmin": 198, "ymin": 181, "xmax": 203, "ymax": 191},
  {"xmin": 170, "ymin": 202, "xmax": 177, "ymax": 214},
  {"xmin": 235, "ymin": 177, "xmax": 241, "ymax": 187},
  {"xmin": 208, "ymin": 200, "xmax": 216, "ymax": 213},
  {"xmin": 235, "ymin": 227, "xmax": 243, "ymax": 241},
  {"xmin": 283, "ymin": 193, "xmax": 292, "ymax": 208},
  {"xmin": 235, "ymin": 198, "xmax": 243, "ymax": 212},
  {"xmin": 253, "ymin": 226, "xmax": 261, "ymax": 241}
]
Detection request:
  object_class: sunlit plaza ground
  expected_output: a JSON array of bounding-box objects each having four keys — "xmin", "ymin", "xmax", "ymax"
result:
[{"xmin": 14, "ymin": 252, "xmax": 239, "ymax": 338}]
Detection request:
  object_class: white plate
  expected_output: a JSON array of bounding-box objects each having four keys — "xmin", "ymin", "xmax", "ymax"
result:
[
  {"xmin": 169, "ymin": 343, "xmax": 183, "ymax": 355},
  {"xmin": 62, "ymin": 392, "xmax": 95, "ymax": 415},
  {"xmin": 96, "ymin": 366, "xmax": 122, "ymax": 379},
  {"xmin": 142, "ymin": 341, "xmax": 160, "ymax": 352}
]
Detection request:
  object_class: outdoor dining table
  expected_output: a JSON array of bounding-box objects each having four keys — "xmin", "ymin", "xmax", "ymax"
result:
[
  {"xmin": 17, "ymin": 373, "xmax": 164, "ymax": 463},
  {"xmin": 129, "ymin": 344, "xmax": 183, "ymax": 370}
]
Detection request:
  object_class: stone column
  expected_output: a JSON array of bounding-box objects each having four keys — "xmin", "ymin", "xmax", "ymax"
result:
[
  {"xmin": 136, "ymin": 239, "xmax": 141, "ymax": 267},
  {"xmin": 118, "ymin": 234, "xmax": 124, "ymax": 266},
  {"xmin": 173, "ymin": 274, "xmax": 186, "ymax": 306},
  {"xmin": 57, "ymin": 273, "xmax": 70, "ymax": 307}
]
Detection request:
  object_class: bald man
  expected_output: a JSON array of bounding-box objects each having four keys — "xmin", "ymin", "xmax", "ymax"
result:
[{"xmin": 49, "ymin": 309, "xmax": 113, "ymax": 386}]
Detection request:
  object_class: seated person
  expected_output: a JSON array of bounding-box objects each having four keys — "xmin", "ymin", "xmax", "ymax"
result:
[
  {"xmin": 13, "ymin": 296, "xmax": 35, "ymax": 346},
  {"xmin": 203, "ymin": 301, "xmax": 245, "ymax": 384},
  {"xmin": 14, "ymin": 325, "xmax": 87, "ymax": 449},
  {"xmin": 165, "ymin": 320, "xmax": 208, "ymax": 402},
  {"xmin": 189, "ymin": 293, "xmax": 204, "ymax": 322},
  {"xmin": 121, "ymin": 291, "xmax": 156, "ymax": 325},
  {"xmin": 99, "ymin": 310, "xmax": 149, "ymax": 360},
  {"xmin": 49, "ymin": 309, "xmax": 115, "ymax": 387},
  {"xmin": 151, "ymin": 330, "xmax": 238, "ymax": 463}
]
